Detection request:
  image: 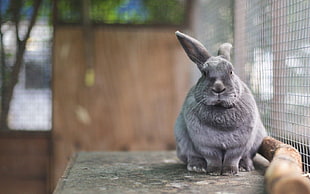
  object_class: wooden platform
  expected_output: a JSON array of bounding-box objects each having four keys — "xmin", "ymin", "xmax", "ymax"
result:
[{"xmin": 54, "ymin": 151, "xmax": 269, "ymax": 194}]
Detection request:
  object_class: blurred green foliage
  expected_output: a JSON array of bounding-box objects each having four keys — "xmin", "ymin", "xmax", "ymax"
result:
[
  {"xmin": 56, "ymin": 0, "xmax": 187, "ymax": 25},
  {"xmin": 0, "ymin": 0, "xmax": 50, "ymax": 23}
]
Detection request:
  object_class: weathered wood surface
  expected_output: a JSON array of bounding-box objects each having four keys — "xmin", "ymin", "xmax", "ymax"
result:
[{"xmin": 54, "ymin": 151, "xmax": 269, "ymax": 194}]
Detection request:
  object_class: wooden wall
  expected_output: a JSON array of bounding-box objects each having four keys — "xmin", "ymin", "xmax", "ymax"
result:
[
  {"xmin": 0, "ymin": 131, "xmax": 51, "ymax": 194},
  {"xmin": 52, "ymin": 27, "xmax": 191, "ymax": 187}
]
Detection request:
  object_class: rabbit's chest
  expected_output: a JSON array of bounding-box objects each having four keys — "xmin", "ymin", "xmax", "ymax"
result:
[
  {"xmin": 188, "ymin": 124, "xmax": 244, "ymax": 149},
  {"xmin": 186, "ymin": 115, "xmax": 252, "ymax": 150},
  {"xmin": 198, "ymin": 108, "xmax": 248, "ymax": 129},
  {"xmin": 184, "ymin": 107, "xmax": 255, "ymax": 148}
]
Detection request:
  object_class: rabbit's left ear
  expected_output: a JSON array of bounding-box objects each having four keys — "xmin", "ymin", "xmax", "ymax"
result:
[
  {"xmin": 218, "ymin": 43, "xmax": 233, "ymax": 61},
  {"xmin": 175, "ymin": 31, "xmax": 211, "ymax": 71}
]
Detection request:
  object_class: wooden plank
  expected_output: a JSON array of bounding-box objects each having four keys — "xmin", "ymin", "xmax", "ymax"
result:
[
  {"xmin": 0, "ymin": 131, "xmax": 50, "ymax": 194},
  {"xmin": 0, "ymin": 137, "xmax": 49, "ymax": 154},
  {"xmin": 53, "ymin": 153, "xmax": 77, "ymax": 193},
  {"xmin": 0, "ymin": 155, "xmax": 48, "ymax": 178},
  {"xmin": 54, "ymin": 151, "xmax": 268, "ymax": 194},
  {"xmin": 0, "ymin": 178, "xmax": 47, "ymax": 194}
]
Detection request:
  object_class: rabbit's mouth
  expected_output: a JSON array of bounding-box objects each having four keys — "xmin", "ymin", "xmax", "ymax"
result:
[
  {"xmin": 213, "ymin": 100, "xmax": 235, "ymax": 109},
  {"xmin": 209, "ymin": 94, "xmax": 236, "ymax": 109},
  {"xmin": 196, "ymin": 90, "xmax": 236, "ymax": 108}
]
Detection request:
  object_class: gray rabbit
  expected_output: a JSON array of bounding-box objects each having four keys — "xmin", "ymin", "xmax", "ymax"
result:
[{"xmin": 174, "ymin": 31, "xmax": 267, "ymax": 175}]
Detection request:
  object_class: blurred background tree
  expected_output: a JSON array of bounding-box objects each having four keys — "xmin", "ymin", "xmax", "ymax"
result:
[{"xmin": 0, "ymin": 0, "xmax": 42, "ymax": 129}]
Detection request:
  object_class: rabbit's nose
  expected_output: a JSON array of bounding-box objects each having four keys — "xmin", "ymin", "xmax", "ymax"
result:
[{"xmin": 212, "ymin": 80, "xmax": 226, "ymax": 94}]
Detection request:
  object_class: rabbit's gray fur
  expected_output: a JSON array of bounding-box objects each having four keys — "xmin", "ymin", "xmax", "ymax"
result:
[{"xmin": 174, "ymin": 31, "xmax": 267, "ymax": 175}]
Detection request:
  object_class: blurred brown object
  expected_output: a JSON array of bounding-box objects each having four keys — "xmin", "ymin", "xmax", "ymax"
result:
[{"xmin": 259, "ymin": 136, "xmax": 310, "ymax": 194}]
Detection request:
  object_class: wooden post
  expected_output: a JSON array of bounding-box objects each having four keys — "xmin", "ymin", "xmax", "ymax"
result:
[
  {"xmin": 259, "ymin": 136, "xmax": 310, "ymax": 194},
  {"xmin": 82, "ymin": 0, "xmax": 95, "ymax": 87},
  {"xmin": 234, "ymin": 0, "xmax": 247, "ymax": 82}
]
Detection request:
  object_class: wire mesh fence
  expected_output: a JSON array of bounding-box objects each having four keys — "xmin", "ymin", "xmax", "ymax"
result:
[
  {"xmin": 0, "ymin": 0, "xmax": 52, "ymax": 130},
  {"xmin": 196, "ymin": 0, "xmax": 310, "ymax": 172},
  {"xmin": 193, "ymin": 0, "xmax": 234, "ymax": 84},
  {"xmin": 242, "ymin": 0, "xmax": 310, "ymax": 173},
  {"xmin": 194, "ymin": 0, "xmax": 233, "ymax": 55},
  {"xmin": 8, "ymin": 21, "xmax": 52, "ymax": 130}
]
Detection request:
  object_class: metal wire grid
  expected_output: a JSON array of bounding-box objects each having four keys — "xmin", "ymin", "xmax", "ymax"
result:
[
  {"xmin": 196, "ymin": 0, "xmax": 310, "ymax": 172},
  {"xmin": 244, "ymin": 0, "xmax": 310, "ymax": 172},
  {"xmin": 8, "ymin": 21, "xmax": 53, "ymax": 130},
  {"xmin": 194, "ymin": 0, "xmax": 233, "ymax": 55},
  {"xmin": 0, "ymin": 2, "xmax": 52, "ymax": 130},
  {"xmin": 193, "ymin": 0, "xmax": 234, "ymax": 85}
]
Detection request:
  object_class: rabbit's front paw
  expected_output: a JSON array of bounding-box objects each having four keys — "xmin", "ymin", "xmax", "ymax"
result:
[
  {"xmin": 206, "ymin": 165, "xmax": 222, "ymax": 176},
  {"xmin": 187, "ymin": 158, "xmax": 207, "ymax": 173},
  {"xmin": 222, "ymin": 165, "xmax": 238, "ymax": 176},
  {"xmin": 239, "ymin": 158, "xmax": 255, "ymax": 172}
]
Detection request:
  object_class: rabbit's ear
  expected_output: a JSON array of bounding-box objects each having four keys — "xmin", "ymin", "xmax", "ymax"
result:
[
  {"xmin": 218, "ymin": 43, "xmax": 233, "ymax": 61},
  {"xmin": 175, "ymin": 31, "xmax": 211, "ymax": 70}
]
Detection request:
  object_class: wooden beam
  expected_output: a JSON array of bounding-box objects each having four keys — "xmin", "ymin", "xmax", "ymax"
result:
[{"xmin": 259, "ymin": 136, "xmax": 310, "ymax": 194}]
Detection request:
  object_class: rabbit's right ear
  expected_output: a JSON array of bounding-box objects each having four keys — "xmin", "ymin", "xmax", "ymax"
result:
[{"xmin": 175, "ymin": 31, "xmax": 211, "ymax": 70}]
